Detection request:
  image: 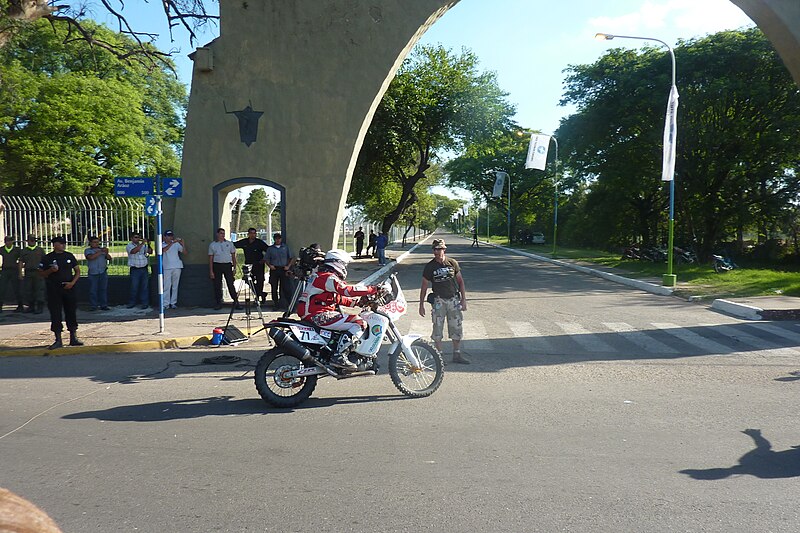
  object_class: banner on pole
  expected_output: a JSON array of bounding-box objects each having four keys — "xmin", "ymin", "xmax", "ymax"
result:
[
  {"xmin": 492, "ymin": 171, "xmax": 507, "ymax": 198},
  {"xmin": 525, "ymin": 134, "xmax": 551, "ymax": 170},
  {"xmin": 661, "ymin": 85, "xmax": 679, "ymax": 181}
]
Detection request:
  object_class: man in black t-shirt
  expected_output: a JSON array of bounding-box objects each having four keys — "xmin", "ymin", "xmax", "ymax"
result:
[
  {"xmin": 418, "ymin": 238, "xmax": 469, "ymax": 364},
  {"xmin": 234, "ymin": 227, "xmax": 270, "ymax": 302},
  {"xmin": 39, "ymin": 236, "xmax": 83, "ymax": 349},
  {"xmin": 354, "ymin": 227, "xmax": 365, "ymax": 258}
]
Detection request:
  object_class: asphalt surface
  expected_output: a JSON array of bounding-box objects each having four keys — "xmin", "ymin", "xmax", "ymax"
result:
[{"xmin": 1, "ymin": 234, "xmax": 799, "ymax": 532}]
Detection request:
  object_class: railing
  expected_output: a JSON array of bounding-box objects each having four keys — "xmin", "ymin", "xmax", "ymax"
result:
[{"xmin": 0, "ymin": 195, "xmax": 149, "ymax": 271}]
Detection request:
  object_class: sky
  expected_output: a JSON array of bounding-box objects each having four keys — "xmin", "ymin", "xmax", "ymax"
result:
[{"xmin": 99, "ymin": 0, "xmax": 755, "ymax": 202}]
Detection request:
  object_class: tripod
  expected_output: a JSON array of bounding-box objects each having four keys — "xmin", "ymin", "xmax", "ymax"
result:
[{"xmin": 223, "ymin": 264, "xmax": 268, "ymax": 340}]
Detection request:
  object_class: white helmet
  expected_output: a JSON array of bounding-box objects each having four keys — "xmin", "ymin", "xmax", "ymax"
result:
[
  {"xmin": 324, "ymin": 249, "xmax": 352, "ymax": 264},
  {"xmin": 323, "ymin": 248, "xmax": 352, "ymax": 278}
]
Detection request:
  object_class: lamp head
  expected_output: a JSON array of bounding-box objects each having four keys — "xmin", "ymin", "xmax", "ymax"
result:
[{"xmin": 595, "ymin": 33, "xmax": 614, "ymax": 41}]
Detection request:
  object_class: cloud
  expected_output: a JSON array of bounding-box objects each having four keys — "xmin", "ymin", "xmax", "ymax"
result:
[{"xmin": 588, "ymin": 0, "xmax": 754, "ymax": 41}]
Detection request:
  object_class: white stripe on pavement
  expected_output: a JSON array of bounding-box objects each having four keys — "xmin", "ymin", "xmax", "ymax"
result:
[
  {"xmin": 556, "ymin": 322, "xmax": 616, "ymax": 353},
  {"xmin": 652, "ymin": 323, "xmax": 733, "ymax": 355},
  {"xmin": 603, "ymin": 322, "xmax": 678, "ymax": 354}
]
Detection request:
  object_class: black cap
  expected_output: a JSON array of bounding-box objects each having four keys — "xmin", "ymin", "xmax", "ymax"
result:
[
  {"xmin": 164, "ymin": 230, "xmax": 174, "ymax": 236},
  {"xmin": 51, "ymin": 236, "xmax": 66, "ymax": 244},
  {"xmin": 273, "ymin": 233, "xmax": 282, "ymax": 239}
]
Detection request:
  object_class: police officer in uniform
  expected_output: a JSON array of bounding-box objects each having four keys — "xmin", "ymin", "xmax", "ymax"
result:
[{"xmin": 39, "ymin": 236, "xmax": 83, "ymax": 349}]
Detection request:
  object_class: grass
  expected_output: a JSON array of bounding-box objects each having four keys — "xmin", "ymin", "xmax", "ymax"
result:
[{"xmin": 480, "ymin": 235, "xmax": 800, "ymax": 299}]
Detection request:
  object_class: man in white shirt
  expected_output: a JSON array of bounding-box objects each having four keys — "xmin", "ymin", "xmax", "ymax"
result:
[
  {"xmin": 126, "ymin": 232, "xmax": 151, "ymax": 309},
  {"xmin": 208, "ymin": 227, "xmax": 240, "ymax": 310},
  {"xmin": 162, "ymin": 230, "xmax": 187, "ymax": 309}
]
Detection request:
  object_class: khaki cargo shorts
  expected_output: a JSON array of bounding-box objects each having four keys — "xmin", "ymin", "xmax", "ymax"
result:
[{"xmin": 431, "ymin": 295, "xmax": 463, "ymax": 342}]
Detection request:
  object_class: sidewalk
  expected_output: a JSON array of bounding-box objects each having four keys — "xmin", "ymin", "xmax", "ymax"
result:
[{"xmin": 1, "ymin": 234, "xmax": 796, "ymax": 356}]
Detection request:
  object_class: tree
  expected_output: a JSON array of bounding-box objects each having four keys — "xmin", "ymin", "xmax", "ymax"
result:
[
  {"xmin": 0, "ymin": 0, "xmax": 217, "ymax": 67},
  {"xmin": 558, "ymin": 28, "xmax": 800, "ymax": 256},
  {"xmin": 0, "ymin": 19, "xmax": 186, "ymax": 195},
  {"xmin": 445, "ymin": 130, "xmax": 561, "ymax": 242},
  {"xmin": 348, "ymin": 45, "xmax": 515, "ymax": 233},
  {"xmin": 240, "ymin": 187, "xmax": 275, "ymax": 231}
]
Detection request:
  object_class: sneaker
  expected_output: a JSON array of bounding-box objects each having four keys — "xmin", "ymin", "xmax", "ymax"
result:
[
  {"xmin": 69, "ymin": 336, "xmax": 84, "ymax": 347},
  {"xmin": 126, "ymin": 304, "xmax": 136, "ymax": 309},
  {"xmin": 48, "ymin": 339, "xmax": 63, "ymax": 350},
  {"xmin": 169, "ymin": 304, "xmax": 177, "ymax": 309},
  {"xmin": 330, "ymin": 353, "xmax": 357, "ymax": 369},
  {"xmin": 100, "ymin": 306, "xmax": 111, "ymax": 311}
]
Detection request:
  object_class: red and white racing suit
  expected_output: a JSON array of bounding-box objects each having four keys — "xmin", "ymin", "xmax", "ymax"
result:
[{"xmin": 296, "ymin": 270, "xmax": 377, "ymax": 337}]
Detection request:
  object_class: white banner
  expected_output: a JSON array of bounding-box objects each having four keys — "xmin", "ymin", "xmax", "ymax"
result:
[
  {"xmin": 661, "ymin": 84, "xmax": 679, "ymax": 181},
  {"xmin": 492, "ymin": 171, "xmax": 507, "ymax": 198},
  {"xmin": 525, "ymin": 134, "xmax": 551, "ymax": 170}
]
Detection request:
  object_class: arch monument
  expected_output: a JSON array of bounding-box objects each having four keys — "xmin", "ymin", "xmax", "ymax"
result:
[{"xmin": 168, "ymin": 0, "xmax": 800, "ymax": 305}]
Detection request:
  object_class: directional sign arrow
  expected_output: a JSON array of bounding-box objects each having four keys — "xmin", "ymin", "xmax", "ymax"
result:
[{"xmin": 165, "ymin": 187, "xmax": 175, "ymax": 196}]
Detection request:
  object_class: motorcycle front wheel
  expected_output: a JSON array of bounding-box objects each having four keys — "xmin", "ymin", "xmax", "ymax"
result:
[
  {"xmin": 389, "ymin": 339, "xmax": 444, "ymax": 398},
  {"xmin": 713, "ymin": 261, "xmax": 723, "ymax": 273},
  {"xmin": 254, "ymin": 348, "xmax": 318, "ymax": 408}
]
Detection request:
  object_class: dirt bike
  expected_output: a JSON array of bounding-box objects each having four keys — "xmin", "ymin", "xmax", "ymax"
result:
[
  {"xmin": 254, "ymin": 273, "xmax": 444, "ymax": 407},
  {"xmin": 712, "ymin": 253, "xmax": 737, "ymax": 273}
]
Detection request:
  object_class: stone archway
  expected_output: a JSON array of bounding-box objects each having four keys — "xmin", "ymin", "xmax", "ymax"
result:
[
  {"xmin": 211, "ymin": 177, "xmax": 286, "ymax": 243},
  {"xmin": 173, "ymin": 0, "xmax": 800, "ymax": 281}
]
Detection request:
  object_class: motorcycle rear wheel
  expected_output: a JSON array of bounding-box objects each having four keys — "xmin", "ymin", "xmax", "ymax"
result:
[
  {"xmin": 389, "ymin": 339, "xmax": 444, "ymax": 398},
  {"xmin": 254, "ymin": 348, "xmax": 317, "ymax": 407}
]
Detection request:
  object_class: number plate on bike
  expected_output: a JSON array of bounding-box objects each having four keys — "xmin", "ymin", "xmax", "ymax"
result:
[{"xmin": 289, "ymin": 325, "xmax": 326, "ymax": 344}]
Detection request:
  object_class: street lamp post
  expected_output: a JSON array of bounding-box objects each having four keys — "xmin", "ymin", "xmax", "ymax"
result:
[{"xmin": 595, "ymin": 32, "xmax": 678, "ymax": 287}]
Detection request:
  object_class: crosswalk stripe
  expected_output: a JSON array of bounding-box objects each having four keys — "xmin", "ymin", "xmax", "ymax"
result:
[
  {"xmin": 749, "ymin": 323, "xmax": 800, "ymax": 345},
  {"xmin": 556, "ymin": 322, "xmax": 616, "ymax": 353},
  {"xmin": 507, "ymin": 321, "xmax": 554, "ymax": 353},
  {"xmin": 462, "ymin": 321, "xmax": 493, "ymax": 352},
  {"xmin": 712, "ymin": 324, "xmax": 800, "ymax": 357},
  {"xmin": 652, "ymin": 322, "xmax": 733, "ymax": 355},
  {"xmin": 603, "ymin": 322, "xmax": 678, "ymax": 354}
]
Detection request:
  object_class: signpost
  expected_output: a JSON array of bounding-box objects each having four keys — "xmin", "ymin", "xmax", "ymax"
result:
[{"xmin": 114, "ymin": 175, "xmax": 183, "ymax": 334}]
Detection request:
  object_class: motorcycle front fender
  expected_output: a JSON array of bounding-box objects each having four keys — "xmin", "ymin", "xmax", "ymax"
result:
[{"xmin": 389, "ymin": 334, "xmax": 423, "ymax": 367}]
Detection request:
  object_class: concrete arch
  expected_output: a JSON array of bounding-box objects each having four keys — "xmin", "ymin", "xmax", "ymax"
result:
[
  {"xmin": 211, "ymin": 177, "xmax": 286, "ymax": 242},
  {"xmin": 175, "ymin": 0, "xmax": 799, "ymax": 278}
]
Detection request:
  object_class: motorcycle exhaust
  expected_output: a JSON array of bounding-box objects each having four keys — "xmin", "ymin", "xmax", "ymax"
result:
[{"xmin": 268, "ymin": 327, "xmax": 314, "ymax": 363}]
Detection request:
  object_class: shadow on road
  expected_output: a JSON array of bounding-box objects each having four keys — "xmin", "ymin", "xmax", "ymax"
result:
[
  {"xmin": 680, "ymin": 429, "xmax": 800, "ymax": 480},
  {"xmin": 61, "ymin": 393, "xmax": 407, "ymax": 422}
]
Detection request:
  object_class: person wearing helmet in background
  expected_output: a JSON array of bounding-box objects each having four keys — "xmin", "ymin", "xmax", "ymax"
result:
[{"xmin": 296, "ymin": 249, "xmax": 379, "ymax": 369}]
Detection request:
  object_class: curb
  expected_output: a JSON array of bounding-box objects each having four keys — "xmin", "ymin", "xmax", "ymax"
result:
[
  {"xmin": 0, "ymin": 335, "xmax": 211, "ymax": 357},
  {"xmin": 710, "ymin": 299, "xmax": 763, "ymax": 321}
]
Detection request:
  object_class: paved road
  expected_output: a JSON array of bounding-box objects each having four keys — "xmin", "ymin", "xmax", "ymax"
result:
[{"xmin": 2, "ymin": 236, "xmax": 799, "ymax": 532}]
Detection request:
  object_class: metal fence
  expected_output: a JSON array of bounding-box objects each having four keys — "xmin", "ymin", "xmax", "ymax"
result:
[{"xmin": 0, "ymin": 196, "xmax": 148, "ymax": 269}]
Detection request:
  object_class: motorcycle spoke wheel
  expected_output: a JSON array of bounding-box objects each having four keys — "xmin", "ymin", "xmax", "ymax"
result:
[
  {"xmin": 254, "ymin": 349, "xmax": 317, "ymax": 408},
  {"xmin": 389, "ymin": 339, "xmax": 444, "ymax": 398}
]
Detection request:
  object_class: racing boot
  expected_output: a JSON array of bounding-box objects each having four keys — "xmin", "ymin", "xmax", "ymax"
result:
[{"xmin": 330, "ymin": 332, "xmax": 361, "ymax": 370}]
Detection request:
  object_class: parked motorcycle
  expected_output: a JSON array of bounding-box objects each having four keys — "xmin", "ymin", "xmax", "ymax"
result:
[
  {"xmin": 712, "ymin": 254, "xmax": 737, "ymax": 273},
  {"xmin": 254, "ymin": 273, "xmax": 444, "ymax": 407}
]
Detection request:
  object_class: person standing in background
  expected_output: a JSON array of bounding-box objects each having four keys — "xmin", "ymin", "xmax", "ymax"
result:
[
  {"xmin": 375, "ymin": 231, "xmax": 388, "ymax": 266},
  {"xmin": 264, "ymin": 232, "xmax": 294, "ymax": 310},
  {"xmin": 366, "ymin": 230, "xmax": 377, "ymax": 258},
  {"xmin": 126, "ymin": 232, "xmax": 151, "ymax": 309},
  {"xmin": 39, "ymin": 236, "xmax": 82, "ymax": 349},
  {"xmin": 354, "ymin": 226, "xmax": 365, "ymax": 258},
  {"xmin": 234, "ymin": 227, "xmax": 269, "ymax": 303},
  {"xmin": 19, "ymin": 234, "xmax": 45, "ymax": 313},
  {"xmin": 208, "ymin": 227, "xmax": 240, "ymax": 310},
  {"xmin": 0, "ymin": 235, "xmax": 23, "ymax": 313},
  {"xmin": 84, "ymin": 236, "xmax": 110, "ymax": 311},
  {"xmin": 162, "ymin": 230, "xmax": 187, "ymax": 309},
  {"xmin": 418, "ymin": 238, "xmax": 469, "ymax": 364}
]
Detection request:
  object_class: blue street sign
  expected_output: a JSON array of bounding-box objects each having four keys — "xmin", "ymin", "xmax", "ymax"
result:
[
  {"xmin": 114, "ymin": 177, "xmax": 154, "ymax": 197},
  {"xmin": 145, "ymin": 195, "xmax": 159, "ymax": 217},
  {"xmin": 160, "ymin": 177, "xmax": 183, "ymax": 198}
]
